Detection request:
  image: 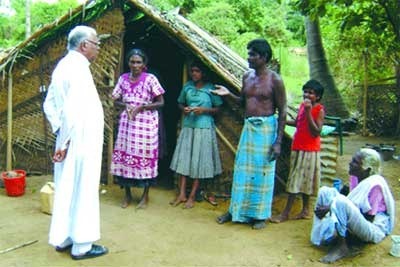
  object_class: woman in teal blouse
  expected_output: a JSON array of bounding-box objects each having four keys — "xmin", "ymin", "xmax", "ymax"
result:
[{"xmin": 169, "ymin": 60, "xmax": 223, "ymax": 209}]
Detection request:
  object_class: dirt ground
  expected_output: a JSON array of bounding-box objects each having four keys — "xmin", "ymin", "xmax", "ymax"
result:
[{"xmin": 1, "ymin": 134, "xmax": 400, "ymax": 267}]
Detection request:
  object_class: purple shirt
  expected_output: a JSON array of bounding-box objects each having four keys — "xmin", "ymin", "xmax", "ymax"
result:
[{"xmin": 349, "ymin": 175, "xmax": 386, "ymax": 215}]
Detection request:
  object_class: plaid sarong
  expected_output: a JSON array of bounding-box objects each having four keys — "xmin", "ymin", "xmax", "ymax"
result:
[{"xmin": 229, "ymin": 116, "xmax": 277, "ymax": 222}]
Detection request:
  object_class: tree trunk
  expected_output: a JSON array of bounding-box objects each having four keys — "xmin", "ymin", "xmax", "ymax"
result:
[{"xmin": 305, "ymin": 16, "xmax": 349, "ymax": 118}]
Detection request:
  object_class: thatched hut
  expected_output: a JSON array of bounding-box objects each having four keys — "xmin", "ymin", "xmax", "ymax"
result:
[{"xmin": 0, "ymin": 0, "xmax": 339, "ymax": 193}]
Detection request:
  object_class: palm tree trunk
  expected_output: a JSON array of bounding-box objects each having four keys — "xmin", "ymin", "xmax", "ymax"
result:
[{"xmin": 305, "ymin": 16, "xmax": 349, "ymax": 118}]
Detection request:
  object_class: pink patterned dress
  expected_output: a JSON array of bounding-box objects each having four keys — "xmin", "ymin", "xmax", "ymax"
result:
[{"xmin": 110, "ymin": 72, "xmax": 165, "ymax": 182}]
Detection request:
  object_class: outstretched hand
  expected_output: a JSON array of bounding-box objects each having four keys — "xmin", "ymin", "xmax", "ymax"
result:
[{"xmin": 211, "ymin": 85, "xmax": 230, "ymax": 96}]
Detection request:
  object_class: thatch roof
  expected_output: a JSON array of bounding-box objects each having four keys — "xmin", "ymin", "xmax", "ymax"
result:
[{"xmin": 0, "ymin": 0, "xmax": 248, "ymax": 91}]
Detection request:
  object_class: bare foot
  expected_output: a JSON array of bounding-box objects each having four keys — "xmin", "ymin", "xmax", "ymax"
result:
[
  {"xmin": 216, "ymin": 212, "xmax": 232, "ymax": 224},
  {"xmin": 183, "ymin": 199, "xmax": 195, "ymax": 209},
  {"xmin": 136, "ymin": 199, "xmax": 148, "ymax": 210},
  {"xmin": 120, "ymin": 197, "xmax": 132, "ymax": 209},
  {"xmin": 320, "ymin": 238, "xmax": 350, "ymax": 263},
  {"xmin": 269, "ymin": 214, "xmax": 289, "ymax": 223},
  {"xmin": 293, "ymin": 211, "xmax": 311, "ymax": 220},
  {"xmin": 169, "ymin": 197, "xmax": 187, "ymax": 207}
]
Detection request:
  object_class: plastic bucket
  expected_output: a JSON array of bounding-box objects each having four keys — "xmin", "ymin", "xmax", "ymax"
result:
[
  {"xmin": 1, "ymin": 170, "xmax": 26, "ymax": 197},
  {"xmin": 380, "ymin": 147, "xmax": 395, "ymax": 161}
]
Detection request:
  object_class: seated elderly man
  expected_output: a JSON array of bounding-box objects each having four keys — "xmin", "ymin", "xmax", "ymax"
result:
[{"xmin": 311, "ymin": 148, "xmax": 395, "ymax": 263}]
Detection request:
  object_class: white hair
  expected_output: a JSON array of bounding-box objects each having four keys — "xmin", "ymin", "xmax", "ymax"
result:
[
  {"xmin": 67, "ymin": 25, "xmax": 97, "ymax": 51},
  {"xmin": 359, "ymin": 148, "xmax": 382, "ymax": 175}
]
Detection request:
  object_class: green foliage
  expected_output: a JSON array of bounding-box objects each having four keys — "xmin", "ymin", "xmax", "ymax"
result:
[
  {"xmin": 229, "ymin": 32, "xmax": 260, "ymax": 58},
  {"xmin": 317, "ymin": 2, "xmax": 397, "ymax": 113},
  {"xmin": 294, "ymin": 0, "xmax": 399, "ymax": 68},
  {"xmin": 188, "ymin": 2, "xmax": 240, "ymax": 44},
  {"xmin": 151, "ymin": 0, "xmax": 293, "ymax": 51},
  {"xmin": 0, "ymin": 0, "xmax": 25, "ymax": 48},
  {"xmin": 286, "ymin": 9, "xmax": 305, "ymax": 45},
  {"xmin": 31, "ymin": 0, "xmax": 80, "ymax": 29},
  {"xmin": 0, "ymin": 0, "xmax": 80, "ymax": 49},
  {"xmin": 228, "ymin": 0, "xmax": 292, "ymax": 46},
  {"xmin": 148, "ymin": 0, "xmax": 186, "ymax": 12}
]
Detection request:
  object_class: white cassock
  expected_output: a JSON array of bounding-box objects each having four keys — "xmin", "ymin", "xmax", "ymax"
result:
[{"xmin": 43, "ymin": 50, "xmax": 104, "ymax": 246}]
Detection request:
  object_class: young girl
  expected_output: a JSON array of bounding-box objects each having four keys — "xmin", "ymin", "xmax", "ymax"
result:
[
  {"xmin": 169, "ymin": 60, "xmax": 223, "ymax": 209},
  {"xmin": 271, "ymin": 79, "xmax": 325, "ymax": 223}
]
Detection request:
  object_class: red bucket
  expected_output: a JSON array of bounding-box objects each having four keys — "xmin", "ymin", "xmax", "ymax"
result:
[{"xmin": 1, "ymin": 170, "xmax": 26, "ymax": 197}]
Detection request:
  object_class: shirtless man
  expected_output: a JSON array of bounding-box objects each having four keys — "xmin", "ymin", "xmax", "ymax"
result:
[{"xmin": 212, "ymin": 38, "xmax": 287, "ymax": 229}]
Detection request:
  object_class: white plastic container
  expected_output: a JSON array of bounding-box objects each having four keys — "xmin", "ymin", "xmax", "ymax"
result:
[
  {"xmin": 40, "ymin": 182, "xmax": 54, "ymax": 215},
  {"xmin": 390, "ymin": 235, "xmax": 400, "ymax": 257}
]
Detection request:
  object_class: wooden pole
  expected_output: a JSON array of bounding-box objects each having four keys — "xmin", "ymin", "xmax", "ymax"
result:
[
  {"xmin": 0, "ymin": 239, "xmax": 38, "ymax": 254},
  {"xmin": 362, "ymin": 49, "xmax": 369, "ymax": 136},
  {"xmin": 107, "ymin": 34, "xmax": 124, "ymax": 185},
  {"xmin": 215, "ymin": 127, "xmax": 236, "ymax": 154},
  {"xmin": 6, "ymin": 54, "xmax": 18, "ymax": 171},
  {"xmin": 6, "ymin": 70, "xmax": 13, "ymax": 171},
  {"xmin": 182, "ymin": 62, "xmax": 188, "ymax": 85}
]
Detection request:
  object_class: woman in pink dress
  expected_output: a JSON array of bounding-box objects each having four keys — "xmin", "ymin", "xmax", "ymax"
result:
[{"xmin": 110, "ymin": 49, "xmax": 165, "ymax": 209}]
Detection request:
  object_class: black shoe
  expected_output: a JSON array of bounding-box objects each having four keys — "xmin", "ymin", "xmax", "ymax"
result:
[
  {"xmin": 216, "ymin": 212, "xmax": 232, "ymax": 224},
  {"xmin": 252, "ymin": 220, "xmax": 266, "ymax": 230},
  {"xmin": 71, "ymin": 244, "xmax": 108, "ymax": 260},
  {"xmin": 55, "ymin": 244, "xmax": 72, "ymax": 252}
]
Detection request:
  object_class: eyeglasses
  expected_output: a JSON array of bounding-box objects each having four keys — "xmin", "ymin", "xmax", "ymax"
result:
[{"xmin": 85, "ymin": 39, "xmax": 101, "ymax": 48}]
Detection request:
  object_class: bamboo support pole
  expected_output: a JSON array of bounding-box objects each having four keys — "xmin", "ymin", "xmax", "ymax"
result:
[
  {"xmin": 182, "ymin": 62, "xmax": 188, "ymax": 85},
  {"xmin": 107, "ymin": 40, "xmax": 123, "ymax": 185},
  {"xmin": 7, "ymin": 69, "xmax": 13, "ymax": 170},
  {"xmin": 215, "ymin": 127, "xmax": 236, "ymax": 154},
  {"xmin": 6, "ymin": 65, "xmax": 13, "ymax": 171},
  {"xmin": 6, "ymin": 53, "xmax": 18, "ymax": 171}
]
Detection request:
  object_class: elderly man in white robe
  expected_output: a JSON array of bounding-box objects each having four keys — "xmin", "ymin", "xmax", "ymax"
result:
[
  {"xmin": 311, "ymin": 148, "xmax": 395, "ymax": 263},
  {"xmin": 43, "ymin": 25, "xmax": 108, "ymax": 260}
]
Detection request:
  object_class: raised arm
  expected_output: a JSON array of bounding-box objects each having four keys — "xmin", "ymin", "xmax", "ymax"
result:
[
  {"xmin": 304, "ymin": 100, "xmax": 325, "ymax": 137},
  {"xmin": 212, "ymin": 85, "xmax": 243, "ymax": 106}
]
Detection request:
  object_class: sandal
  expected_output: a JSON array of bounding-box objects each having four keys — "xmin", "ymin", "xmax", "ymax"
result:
[
  {"xmin": 216, "ymin": 212, "xmax": 232, "ymax": 224},
  {"xmin": 201, "ymin": 191, "xmax": 218, "ymax": 206}
]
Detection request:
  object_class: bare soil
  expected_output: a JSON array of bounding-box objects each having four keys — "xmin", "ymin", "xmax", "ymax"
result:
[{"xmin": 1, "ymin": 134, "xmax": 400, "ymax": 267}]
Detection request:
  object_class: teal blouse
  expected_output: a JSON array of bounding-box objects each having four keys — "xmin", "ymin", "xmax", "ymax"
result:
[{"xmin": 178, "ymin": 81, "xmax": 223, "ymax": 128}]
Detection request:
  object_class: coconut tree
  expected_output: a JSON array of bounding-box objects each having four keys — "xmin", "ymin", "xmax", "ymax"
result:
[
  {"xmin": 305, "ymin": 15, "xmax": 349, "ymax": 117},
  {"xmin": 295, "ymin": 0, "xmax": 400, "ymax": 133}
]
